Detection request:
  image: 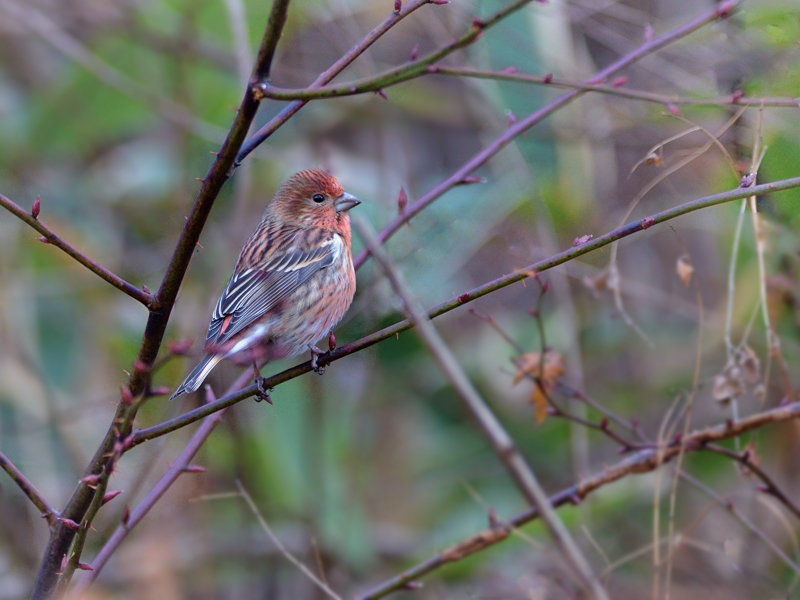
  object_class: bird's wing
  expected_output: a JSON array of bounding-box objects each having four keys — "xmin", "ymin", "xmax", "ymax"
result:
[{"xmin": 204, "ymin": 231, "xmax": 340, "ymax": 348}]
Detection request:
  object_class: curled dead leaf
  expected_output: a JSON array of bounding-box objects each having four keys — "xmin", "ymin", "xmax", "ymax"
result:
[
  {"xmin": 514, "ymin": 350, "xmax": 564, "ymax": 423},
  {"xmin": 676, "ymin": 254, "xmax": 694, "ymax": 287}
]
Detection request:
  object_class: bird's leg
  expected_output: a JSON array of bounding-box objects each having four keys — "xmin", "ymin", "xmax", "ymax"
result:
[
  {"xmin": 250, "ymin": 353, "xmax": 272, "ymax": 404},
  {"xmin": 308, "ymin": 344, "xmax": 327, "ymax": 375}
]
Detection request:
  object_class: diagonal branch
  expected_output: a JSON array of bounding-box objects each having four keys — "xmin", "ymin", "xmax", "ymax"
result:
[
  {"xmin": 0, "ymin": 193, "xmax": 153, "ymax": 307},
  {"xmin": 353, "ymin": 0, "xmax": 740, "ymax": 269},
  {"xmin": 237, "ymin": 0, "xmax": 436, "ymax": 164},
  {"xmin": 355, "ymin": 401, "xmax": 800, "ymax": 600},
  {"xmin": 251, "ymin": 0, "xmax": 536, "ymax": 101},
  {"xmin": 432, "ymin": 67, "xmax": 800, "ymax": 109},
  {"xmin": 0, "ymin": 450, "xmax": 57, "ymax": 526},
  {"xmin": 132, "ymin": 174, "xmax": 800, "ymax": 444},
  {"xmin": 30, "ymin": 2, "xmax": 294, "ymax": 598},
  {"xmin": 351, "ymin": 216, "xmax": 608, "ymax": 599}
]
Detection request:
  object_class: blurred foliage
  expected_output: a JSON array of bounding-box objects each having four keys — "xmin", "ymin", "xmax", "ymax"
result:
[{"xmin": 1, "ymin": 0, "xmax": 800, "ymax": 599}]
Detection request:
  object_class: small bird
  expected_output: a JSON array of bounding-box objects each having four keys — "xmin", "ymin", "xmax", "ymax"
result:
[{"xmin": 170, "ymin": 169, "xmax": 360, "ymax": 400}]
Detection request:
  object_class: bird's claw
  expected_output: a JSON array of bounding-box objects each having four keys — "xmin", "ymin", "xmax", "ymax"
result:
[
  {"xmin": 252, "ymin": 363, "xmax": 272, "ymax": 404},
  {"xmin": 309, "ymin": 344, "xmax": 327, "ymax": 375}
]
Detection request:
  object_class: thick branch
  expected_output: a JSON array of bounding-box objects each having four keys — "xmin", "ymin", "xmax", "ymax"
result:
[
  {"xmin": 0, "ymin": 193, "xmax": 152, "ymax": 307},
  {"xmin": 133, "ymin": 175, "xmax": 800, "ymax": 443},
  {"xmin": 30, "ymin": 2, "xmax": 294, "ymax": 597},
  {"xmin": 355, "ymin": 401, "xmax": 800, "ymax": 600},
  {"xmin": 0, "ymin": 450, "xmax": 57, "ymax": 526}
]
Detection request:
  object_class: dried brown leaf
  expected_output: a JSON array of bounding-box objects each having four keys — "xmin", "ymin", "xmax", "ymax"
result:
[{"xmin": 676, "ymin": 254, "xmax": 694, "ymax": 286}]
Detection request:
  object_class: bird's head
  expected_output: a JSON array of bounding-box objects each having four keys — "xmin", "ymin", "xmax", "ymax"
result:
[{"xmin": 269, "ymin": 169, "xmax": 360, "ymax": 233}]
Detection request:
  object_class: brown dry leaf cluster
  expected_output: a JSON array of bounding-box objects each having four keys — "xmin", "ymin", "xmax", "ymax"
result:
[
  {"xmin": 514, "ymin": 350, "xmax": 564, "ymax": 423},
  {"xmin": 712, "ymin": 346, "xmax": 761, "ymax": 404}
]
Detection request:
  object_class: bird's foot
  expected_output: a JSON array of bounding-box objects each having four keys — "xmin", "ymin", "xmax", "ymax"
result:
[
  {"xmin": 309, "ymin": 344, "xmax": 327, "ymax": 375},
  {"xmin": 252, "ymin": 362, "xmax": 272, "ymax": 404}
]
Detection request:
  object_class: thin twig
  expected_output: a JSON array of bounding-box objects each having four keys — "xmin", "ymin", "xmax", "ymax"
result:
[
  {"xmin": 237, "ymin": 0, "xmax": 433, "ymax": 164},
  {"xmin": 704, "ymin": 444, "xmax": 800, "ymax": 521},
  {"xmin": 252, "ymin": 0, "xmax": 535, "ymax": 101},
  {"xmin": 68, "ymin": 370, "xmax": 253, "ymax": 594},
  {"xmin": 30, "ymin": 2, "xmax": 294, "ymax": 597},
  {"xmin": 355, "ymin": 401, "xmax": 800, "ymax": 600},
  {"xmin": 351, "ymin": 216, "xmax": 609, "ymax": 600},
  {"xmin": 432, "ymin": 66, "xmax": 800, "ymax": 108},
  {"xmin": 354, "ymin": 1, "xmax": 740, "ymax": 270},
  {"xmin": 132, "ymin": 174, "xmax": 800, "ymax": 443},
  {"xmin": 678, "ymin": 471, "xmax": 800, "ymax": 574},
  {"xmin": 0, "ymin": 450, "xmax": 57, "ymax": 526},
  {"xmin": 0, "ymin": 193, "xmax": 153, "ymax": 307},
  {"xmin": 236, "ymin": 481, "xmax": 344, "ymax": 600}
]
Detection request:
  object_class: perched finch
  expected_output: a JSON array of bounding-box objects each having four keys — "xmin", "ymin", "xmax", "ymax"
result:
[{"xmin": 170, "ymin": 169, "xmax": 360, "ymax": 400}]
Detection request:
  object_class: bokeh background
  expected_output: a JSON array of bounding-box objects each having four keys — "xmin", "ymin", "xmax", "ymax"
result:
[{"xmin": 1, "ymin": 0, "xmax": 800, "ymax": 598}]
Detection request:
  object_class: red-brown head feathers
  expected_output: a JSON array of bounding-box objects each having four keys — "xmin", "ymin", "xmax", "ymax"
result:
[{"xmin": 265, "ymin": 170, "xmax": 359, "ymax": 235}]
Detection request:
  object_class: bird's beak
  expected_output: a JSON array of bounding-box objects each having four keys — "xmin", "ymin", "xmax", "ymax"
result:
[{"xmin": 334, "ymin": 192, "xmax": 361, "ymax": 213}]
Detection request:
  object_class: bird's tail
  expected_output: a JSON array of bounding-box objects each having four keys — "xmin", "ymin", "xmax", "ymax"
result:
[{"xmin": 170, "ymin": 354, "xmax": 224, "ymax": 400}]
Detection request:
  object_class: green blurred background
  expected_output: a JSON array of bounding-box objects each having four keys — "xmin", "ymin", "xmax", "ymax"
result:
[{"xmin": 1, "ymin": 0, "xmax": 799, "ymax": 598}]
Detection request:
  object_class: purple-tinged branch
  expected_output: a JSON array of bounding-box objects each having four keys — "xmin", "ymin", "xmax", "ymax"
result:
[
  {"xmin": 252, "ymin": 0, "xmax": 535, "ymax": 101},
  {"xmin": 0, "ymin": 193, "xmax": 153, "ymax": 307},
  {"xmin": 237, "ymin": 0, "xmax": 457, "ymax": 164},
  {"xmin": 433, "ymin": 66, "xmax": 800, "ymax": 108},
  {"xmin": 354, "ymin": 0, "xmax": 740, "ymax": 269},
  {"xmin": 0, "ymin": 450, "xmax": 57, "ymax": 526},
  {"xmin": 355, "ymin": 401, "xmax": 800, "ymax": 600},
  {"xmin": 30, "ymin": 1, "xmax": 294, "ymax": 597},
  {"xmin": 133, "ymin": 174, "xmax": 800, "ymax": 444}
]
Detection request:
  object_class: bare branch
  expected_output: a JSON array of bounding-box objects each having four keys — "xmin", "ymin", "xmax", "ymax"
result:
[
  {"xmin": 355, "ymin": 401, "xmax": 800, "ymax": 600},
  {"xmin": 433, "ymin": 66, "xmax": 800, "ymax": 109},
  {"xmin": 354, "ymin": 0, "xmax": 741, "ymax": 269},
  {"xmin": 237, "ymin": 0, "xmax": 434, "ymax": 164},
  {"xmin": 0, "ymin": 450, "xmax": 57, "ymax": 526},
  {"xmin": 352, "ymin": 217, "xmax": 608, "ymax": 598},
  {"xmin": 30, "ymin": 1, "xmax": 294, "ymax": 597},
  {"xmin": 0, "ymin": 193, "xmax": 153, "ymax": 307},
  {"xmin": 251, "ymin": 0, "xmax": 535, "ymax": 101},
  {"xmin": 133, "ymin": 174, "xmax": 800, "ymax": 443}
]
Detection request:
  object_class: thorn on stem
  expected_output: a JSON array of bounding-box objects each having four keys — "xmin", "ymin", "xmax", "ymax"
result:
[
  {"xmin": 76, "ymin": 562, "xmax": 94, "ymax": 571},
  {"xmin": 375, "ymin": 89, "xmax": 388, "ymax": 100},
  {"xmin": 506, "ymin": 109, "xmax": 517, "ymax": 127},
  {"xmin": 37, "ymin": 236, "xmax": 50, "ymax": 244},
  {"xmin": 31, "ymin": 196, "xmax": 40, "ymax": 219},
  {"xmin": 120, "ymin": 386, "xmax": 134, "ymax": 406},
  {"xmin": 394, "ymin": 0, "xmax": 401, "ymax": 13},
  {"xmin": 397, "ymin": 187, "xmax": 408, "ymax": 215},
  {"xmin": 715, "ymin": 0, "xmax": 736, "ymax": 19},
  {"xmin": 58, "ymin": 518, "xmax": 81, "ymax": 531},
  {"xmin": 80, "ymin": 474, "xmax": 101, "ymax": 487},
  {"xmin": 543, "ymin": 73, "xmax": 553, "ymax": 84},
  {"xmin": 183, "ymin": 465, "xmax": 207, "ymax": 474},
  {"xmin": 121, "ymin": 505, "xmax": 131, "ymax": 527},
  {"xmin": 665, "ymin": 102, "xmax": 681, "ymax": 116},
  {"xmin": 612, "ymin": 76, "xmax": 628, "ymax": 88},
  {"xmin": 102, "ymin": 490, "xmax": 123, "ymax": 505}
]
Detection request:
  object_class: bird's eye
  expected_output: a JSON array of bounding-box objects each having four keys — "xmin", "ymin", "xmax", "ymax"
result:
[{"xmin": 312, "ymin": 193, "xmax": 325, "ymax": 203}]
